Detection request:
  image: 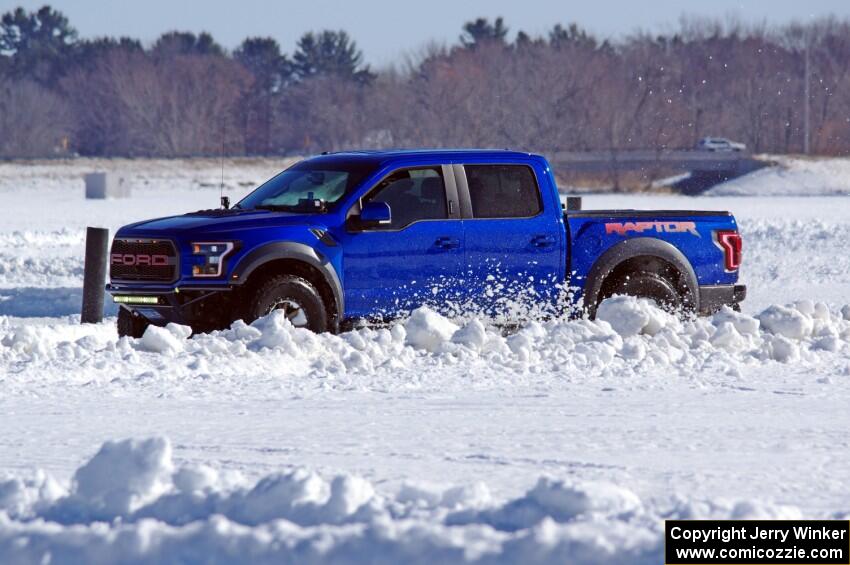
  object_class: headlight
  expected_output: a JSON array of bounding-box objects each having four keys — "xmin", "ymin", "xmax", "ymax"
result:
[{"xmin": 191, "ymin": 241, "xmax": 235, "ymax": 277}]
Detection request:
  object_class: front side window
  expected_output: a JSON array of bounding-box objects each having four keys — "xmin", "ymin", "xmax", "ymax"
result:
[
  {"xmin": 363, "ymin": 167, "xmax": 448, "ymax": 229},
  {"xmin": 238, "ymin": 161, "xmax": 376, "ymax": 213},
  {"xmin": 466, "ymin": 165, "xmax": 542, "ymax": 219}
]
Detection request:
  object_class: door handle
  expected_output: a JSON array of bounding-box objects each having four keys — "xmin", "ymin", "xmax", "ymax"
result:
[
  {"xmin": 531, "ymin": 235, "xmax": 556, "ymax": 248},
  {"xmin": 435, "ymin": 236, "xmax": 460, "ymax": 250}
]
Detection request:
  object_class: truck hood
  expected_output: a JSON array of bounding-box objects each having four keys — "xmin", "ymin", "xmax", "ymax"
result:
[{"xmin": 118, "ymin": 208, "xmax": 326, "ymax": 237}]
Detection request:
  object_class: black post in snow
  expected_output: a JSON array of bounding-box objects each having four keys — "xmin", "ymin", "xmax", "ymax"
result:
[{"xmin": 81, "ymin": 227, "xmax": 109, "ymax": 324}]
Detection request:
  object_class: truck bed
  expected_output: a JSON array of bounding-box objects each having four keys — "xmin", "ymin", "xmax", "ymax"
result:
[
  {"xmin": 563, "ymin": 207, "xmax": 741, "ymax": 314},
  {"xmin": 566, "ymin": 209, "xmax": 731, "ymax": 218}
]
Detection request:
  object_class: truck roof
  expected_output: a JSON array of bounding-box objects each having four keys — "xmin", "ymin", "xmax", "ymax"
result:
[{"xmin": 304, "ymin": 148, "xmax": 539, "ymax": 167}]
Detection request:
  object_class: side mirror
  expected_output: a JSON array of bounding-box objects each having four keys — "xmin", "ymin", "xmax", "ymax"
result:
[{"xmin": 358, "ymin": 201, "xmax": 392, "ymax": 227}]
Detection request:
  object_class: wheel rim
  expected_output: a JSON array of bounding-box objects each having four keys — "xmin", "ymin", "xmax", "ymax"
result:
[
  {"xmin": 632, "ymin": 280, "xmax": 680, "ymax": 311},
  {"xmin": 609, "ymin": 275, "xmax": 681, "ymax": 312},
  {"xmin": 269, "ymin": 299, "xmax": 309, "ymax": 328}
]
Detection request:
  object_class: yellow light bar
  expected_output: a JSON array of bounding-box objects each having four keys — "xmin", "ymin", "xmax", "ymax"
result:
[{"xmin": 113, "ymin": 295, "xmax": 159, "ymax": 305}]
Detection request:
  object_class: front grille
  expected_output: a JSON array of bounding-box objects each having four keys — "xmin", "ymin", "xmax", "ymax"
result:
[{"xmin": 110, "ymin": 239, "xmax": 178, "ymax": 282}]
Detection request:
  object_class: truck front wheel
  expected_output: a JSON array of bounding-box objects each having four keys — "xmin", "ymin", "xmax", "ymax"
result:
[{"xmin": 246, "ymin": 275, "xmax": 328, "ymax": 333}]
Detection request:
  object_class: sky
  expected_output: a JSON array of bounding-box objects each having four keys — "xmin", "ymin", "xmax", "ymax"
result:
[{"xmin": 4, "ymin": 0, "xmax": 850, "ymax": 67}]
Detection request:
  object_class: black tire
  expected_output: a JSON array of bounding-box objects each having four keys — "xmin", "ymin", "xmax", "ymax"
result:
[
  {"xmin": 246, "ymin": 275, "xmax": 328, "ymax": 333},
  {"xmin": 600, "ymin": 270, "xmax": 683, "ymax": 313},
  {"xmin": 117, "ymin": 307, "xmax": 149, "ymax": 338}
]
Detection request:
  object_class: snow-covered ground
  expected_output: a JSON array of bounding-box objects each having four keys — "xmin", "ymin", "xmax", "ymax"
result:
[
  {"xmin": 0, "ymin": 159, "xmax": 849, "ymax": 563},
  {"xmin": 707, "ymin": 154, "xmax": 850, "ymax": 196}
]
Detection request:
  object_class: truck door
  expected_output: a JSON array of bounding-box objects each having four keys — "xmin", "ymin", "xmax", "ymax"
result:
[
  {"xmin": 456, "ymin": 163, "xmax": 563, "ymax": 316},
  {"xmin": 338, "ymin": 165, "xmax": 464, "ymax": 319}
]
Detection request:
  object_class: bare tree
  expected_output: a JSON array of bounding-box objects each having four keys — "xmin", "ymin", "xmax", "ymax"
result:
[
  {"xmin": 0, "ymin": 77, "xmax": 70, "ymax": 158},
  {"xmin": 275, "ymin": 74, "xmax": 371, "ymax": 153},
  {"xmin": 63, "ymin": 51, "xmax": 251, "ymax": 156}
]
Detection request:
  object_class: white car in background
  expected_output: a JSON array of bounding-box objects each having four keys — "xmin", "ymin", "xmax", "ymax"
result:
[{"xmin": 697, "ymin": 137, "xmax": 747, "ymax": 152}]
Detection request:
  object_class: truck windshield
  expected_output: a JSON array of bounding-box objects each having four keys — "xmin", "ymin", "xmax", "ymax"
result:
[{"xmin": 237, "ymin": 161, "xmax": 375, "ymax": 212}]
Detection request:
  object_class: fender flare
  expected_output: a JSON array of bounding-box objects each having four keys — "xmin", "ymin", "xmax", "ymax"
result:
[
  {"xmin": 230, "ymin": 242, "xmax": 344, "ymax": 322},
  {"xmin": 582, "ymin": 237, "xmax": 699, "ymax": 315}
]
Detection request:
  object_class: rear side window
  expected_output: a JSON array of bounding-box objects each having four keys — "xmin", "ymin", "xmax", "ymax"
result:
[{"xmin": 465, "ymin": 165, "xmax": 542, "ymax": 219}]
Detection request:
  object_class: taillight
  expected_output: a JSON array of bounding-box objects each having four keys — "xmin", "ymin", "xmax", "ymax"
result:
[{"xmin": 715, "ymin": 230, "xmax": 742, "ymax": 271}]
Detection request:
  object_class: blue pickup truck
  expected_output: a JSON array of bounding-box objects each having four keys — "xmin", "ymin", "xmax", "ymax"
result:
[{"xmin": 107, "ymin": 149, "xmax": 745, "ymax": 337}]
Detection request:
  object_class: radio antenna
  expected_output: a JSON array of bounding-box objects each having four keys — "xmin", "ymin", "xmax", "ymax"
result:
[{"xmin": 219, "ymin": 120, "xmax": 228, "ymax": 209}]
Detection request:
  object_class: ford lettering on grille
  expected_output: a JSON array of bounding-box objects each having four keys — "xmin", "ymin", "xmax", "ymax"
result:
[
  {"xmin": 111, "ymin": 254, "xmax": 170, "ymax": 266},
  {"xmin": 110, "ymin": 239, "xmax": 178, "ymax": 282}
]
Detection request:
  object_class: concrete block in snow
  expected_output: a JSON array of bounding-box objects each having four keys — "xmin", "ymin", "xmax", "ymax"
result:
[{"xmin": 85, "ymin": 172, "xmax": 130, "ymax": 199}]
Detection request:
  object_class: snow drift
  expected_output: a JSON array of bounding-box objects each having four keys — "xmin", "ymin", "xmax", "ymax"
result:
[
  {"xmin": 1, "ymin": 297, "xmax": 848, "ymax": 394},
  {"xmin": 0, "ymin": 436, "xmax": 818, "ymax": 565}
]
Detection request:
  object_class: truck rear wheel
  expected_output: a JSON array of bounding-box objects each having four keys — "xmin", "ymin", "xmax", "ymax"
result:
[
  {"xmin": 247, "ymin": 275, "xmax": 328, "ymax": 333},
  {"xmin": 600, "ymin": 270, "xmax": 682, "ymax": 313},
  {"xmin": 117, "ymin": 307, "xmax": 149, "ymax": 338}
]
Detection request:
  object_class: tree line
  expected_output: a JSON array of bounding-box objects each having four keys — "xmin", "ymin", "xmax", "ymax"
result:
[{"xmin": 1, "ymin": 5, "xmax": 849, "ymax": 159}]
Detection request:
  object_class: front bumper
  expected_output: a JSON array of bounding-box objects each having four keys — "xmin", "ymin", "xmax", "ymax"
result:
[
  {"xmin": 698, "ymin": 284, "xmax": 747, "ymax": 315},
  {"xmin": 106, "ymin": 283, "xmax": 233, "ymax": 327}
]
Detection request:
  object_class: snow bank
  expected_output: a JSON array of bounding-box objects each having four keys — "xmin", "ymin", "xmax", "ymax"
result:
[
  {"xmin": 447, "ymin": 477, "xmax": 643, "ymax": 532},
  {"xmin": 707, "ymin": 155, "xmax": 850, "ymax": 196},
  {"xmin": 58, "ymin": 438, "xmax": 174, "ymax": 521},
  {"xmin": 596, "ymin": 295, "xmax": 677, "ymax": 337},
  {"xmin": 405, "ymin": 307, "xmax": 458, "ymax": 351},
  {"xmin": 758, "ymin": 304, "xmax": 813, "ymax": 340},
  {"xmin": 138, "ymin": 324, "xmax": 193, "ymax": 355},
  {"xmin": 1, "ymin": 297, "xmax": 849, "ymax": 392},
  {"xmin": 0, "ymin": 436, "xmax": 818, "ymax": 565}
]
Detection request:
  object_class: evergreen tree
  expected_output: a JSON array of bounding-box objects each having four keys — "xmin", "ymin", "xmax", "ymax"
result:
[
  {"xmin": 152, "ymin": 31, "xmax": 223, "ymax": 57},
  {"xmin": 234, "ymin": 37, "xmax": 290, "ymax": 154},
  {"xmin": 549, "ymin": 23, "xmax": 598, "ymax": 50},
  {"xmin": 234, "ymin": 37, "xmax": 290, "ymax": 92},
  {"xmin": 72, "ymin": 37, "xmax": 142, "ymax": 70},
  {"xmin": 460, "ymin": 17, "xmax": 509, "ymax": 49},
  {"xmin": 290, "ymin": 30, "xmax": 373, "ymax": 84},
  {"xmin": 514, "ymin": 30, "xmax": 546, "ymax": 50},
  {"xmin": 0, "ymin": 5, "xmax": 77, "ymax": 86}
]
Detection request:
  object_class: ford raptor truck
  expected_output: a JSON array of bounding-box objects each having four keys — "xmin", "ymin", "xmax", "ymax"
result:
[{"xmin": 107, "ymin": 149, "xmax": 746, "ymax": 337}]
